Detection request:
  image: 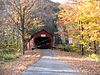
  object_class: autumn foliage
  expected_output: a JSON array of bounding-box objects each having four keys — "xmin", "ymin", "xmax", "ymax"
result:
[{"xmin": 57, "ymin": 0, "xmax": 100, "ymax": 54}]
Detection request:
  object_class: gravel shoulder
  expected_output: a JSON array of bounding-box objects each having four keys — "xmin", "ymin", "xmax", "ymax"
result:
[
  {"xmin": 0, "ymin": 50, "xmax": 42, "ymax": 75},
  {"xmin": 53, "ymin": 50, "xmax": 100, "ymax": 75}
]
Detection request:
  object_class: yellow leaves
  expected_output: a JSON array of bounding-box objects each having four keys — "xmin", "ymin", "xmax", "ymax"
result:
[
  {"xmin": 76, "ymin": 0, "xmax": 100, "ymax": 41},
  {"xmin": 76, "ymin": 0, "xmax": 100, "ymax": 23},
  {"xmin": 57, "ymin": 0, "xmax": 100, "ymax": 45},
  {"xmin": 88, "ymin": 23, "xmax": 98, "ymax": 29}
]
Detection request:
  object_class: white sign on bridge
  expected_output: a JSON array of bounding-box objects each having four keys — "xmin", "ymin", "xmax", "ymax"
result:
[{"xmin": 41, "ymin": 34, "xmax": 46, "ymax": 37}]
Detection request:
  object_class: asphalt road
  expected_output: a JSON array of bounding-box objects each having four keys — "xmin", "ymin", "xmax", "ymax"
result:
[{"xmin": 20, "ymin": 49, "xmax": 79, "ymax": 75}]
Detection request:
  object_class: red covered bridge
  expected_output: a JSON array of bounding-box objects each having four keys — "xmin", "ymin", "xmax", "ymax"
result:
[{"xmin": 27, "ymin": 30, "xmax": 55, "ymax": 50}]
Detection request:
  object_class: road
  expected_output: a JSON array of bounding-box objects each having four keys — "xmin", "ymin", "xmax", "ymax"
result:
[{"xmin": 20, "ymin": 49, "xmax": 79, "ymax": 75}]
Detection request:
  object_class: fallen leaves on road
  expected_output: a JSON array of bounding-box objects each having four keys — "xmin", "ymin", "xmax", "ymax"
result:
[
  {"xmin": 54, "ymin": 50, "xmax": 100, "ymax": 75},
  {"xmin": 0, "ymin": 50, "xmax": 41, "ymax": 75}
]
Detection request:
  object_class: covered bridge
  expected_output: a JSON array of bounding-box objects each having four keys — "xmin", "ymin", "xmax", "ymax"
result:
[{"xmin": 27, "ymin": 29, "xmax": 55, "ymax": 50}]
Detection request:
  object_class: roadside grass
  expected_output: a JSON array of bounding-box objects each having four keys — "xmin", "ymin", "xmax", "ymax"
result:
[
  {"xmin": 0, "ymin": 45, "xmax": 22, "ymax": 66},
  {"xmin": 0, "ymin": 50, "xmax": 41, "ymax": 75},
  {"xmin": 89, "ymin": 53, "xmax": 100, "ymax": 61},
  {"xmin": 84, "ymin": 50, "xmax": 100, "ymax": 61},
  {"xmin": 55, "ymin": 44, "xmax": 100, "ymax": 61},
  {"xmin": 0, "ymin": 53, "xmax": 21, "ymax": 66}
]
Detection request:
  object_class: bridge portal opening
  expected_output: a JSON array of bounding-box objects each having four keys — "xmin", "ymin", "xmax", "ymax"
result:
[{"xmin": 34, "ymin": 37, "xmax": 52, "ymax": 49}]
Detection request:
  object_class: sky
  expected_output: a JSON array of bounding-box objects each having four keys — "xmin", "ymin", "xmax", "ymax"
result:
[{"xmin": 51, "ymin": 0, "xmax": 66, "ymax": 3}]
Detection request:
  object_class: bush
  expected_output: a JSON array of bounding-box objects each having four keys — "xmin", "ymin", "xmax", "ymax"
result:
[
  {"xmin": 4, "ymin": 47, "xmax": 16, "ymax": 53},
  {"xmin": 0, "ymin": 53, "xmax": 21, "ymax": 61},
  {"xmin": 89, "ymin": 53, "xmax": 100, "ymax": 60},
  {"xmin": 0, "ymin": 43, "xmax": 18, "ymax": 54},
  {"xmin": 55, "ymin": 44, "xmax": 63, "ymax": 49},
  {"xmin": 0, "ymin": 55, "xmax": 3, "ymax": 61},
  {"xmin": 63, "ymin": 45, "xmax": 74, "ymax": 52},
  {"xmin": 3, "ymin": 54, "xmax": 16, "ymax": 60},
  {"xmin": 0, "ymin": 44, "xmax": 6, "ymax": 49}
]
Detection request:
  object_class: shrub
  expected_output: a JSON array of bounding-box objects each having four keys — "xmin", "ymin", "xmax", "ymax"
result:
[
  {"xmin": 2, "ymin": 54, "xmax": 16, "ymax": 60},
  {"xmin": 55, "ymin": 44, "xmax": 78, "ymax": 52},
  {"xmin": 0, "ymin": 55, "xmax": 4, "ymax": 61},
  {"xmin": 55, "ymin": 44, "xmax": 63, "ymax": 49},
  {"xmin": 4, "ymin": 47, "xmax": 16, "ymax": 53},
  {"xmin": 0, "ymin": 44, "xmax": 6, "ymax": 49},
  {"xmin": 89, "ymin": 53, "xmax": 100, "ymax": 60},
  {"xmin": 63, "ymin": 45, "xmax": 74, "ymax": 52},
  {"xmin": 0, "ymin": 53, "xmax": 21, "ymax": 61}
]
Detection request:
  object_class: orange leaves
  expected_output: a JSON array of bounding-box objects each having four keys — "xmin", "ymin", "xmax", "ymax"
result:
[{"xmin": 58, "ymin": 3, "xmax": 77, "ymax": 25}]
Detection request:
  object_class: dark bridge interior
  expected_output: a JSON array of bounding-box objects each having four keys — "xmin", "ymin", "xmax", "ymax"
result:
[{"xmin": 34, "ymin": 37, "xmax": 52, "ymax": 49}]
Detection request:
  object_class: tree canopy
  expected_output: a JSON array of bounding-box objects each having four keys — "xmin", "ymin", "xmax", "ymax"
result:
[{"xmin": 57, "ymin": 0, "xmax": 100, "ymax": 54}]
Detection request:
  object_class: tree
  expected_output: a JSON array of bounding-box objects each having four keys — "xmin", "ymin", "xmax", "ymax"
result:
[
  {"xmin": 57, "ymin": 2, "xmax": 77, "ymax": 45},
  {"xmin": 4, "ymin": 0, "xmax": 37, "ymax": 54},
  {"xmin": 76, "ymin": 0, "xmax": 100, "ymax": 54},
  {"xmin": 57, "ymin": 0, "xmax": 100, "ymax": 55}
]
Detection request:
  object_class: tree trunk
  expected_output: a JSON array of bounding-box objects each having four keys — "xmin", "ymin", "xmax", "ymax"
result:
[
  {"xmin": 20, "ymin": 14, "xmax": 26, "ymax": 54},
  {"xmin": 16, "ymin": 35, "xmax": 18, "ymax": 50},
  {"xmin": 94, "ymin": 41, "xmax": 97, "ymax": 54},
  {"xmin": 81, "ymin": 34, "xmax": 84, "ymax": 55},
  {"xmin": 81, "ymin": 44, "xmax": 84, "ymax": 55},
  {"xmin": 80, "ymin": 24, "xmax": 84, "ymax": 55}
]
